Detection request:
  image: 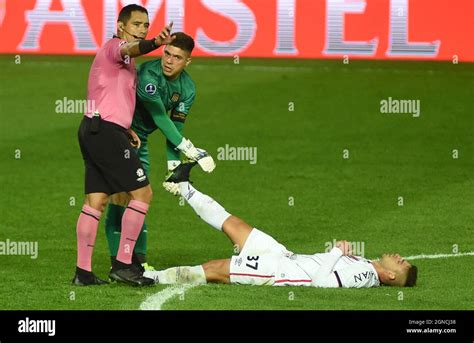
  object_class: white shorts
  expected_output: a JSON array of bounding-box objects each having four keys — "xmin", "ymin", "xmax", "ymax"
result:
[{"xmin": 229, "ymin": 229, "xmax": 312, "ymax": 287}]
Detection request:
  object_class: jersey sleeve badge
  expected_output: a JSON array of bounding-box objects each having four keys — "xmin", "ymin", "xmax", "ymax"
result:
[
  {"xmin": 171, "ymin": 92, "xmax": 181, "ymax": 103},
  {"xmin": 145, "ymin": 83, "xmax": 157, "ymax": 95}
]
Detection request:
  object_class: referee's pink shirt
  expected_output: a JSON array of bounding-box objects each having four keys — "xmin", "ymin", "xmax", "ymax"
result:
[{"xmin": 84, "ymin": 37, "xmax": 137, "ymax": 130}]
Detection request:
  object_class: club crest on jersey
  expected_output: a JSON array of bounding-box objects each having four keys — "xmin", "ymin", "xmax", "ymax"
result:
[
  {"xmin": 145, "ymin": 83, "xmax": 156, "ymax": 95},
  {"xmin": 171, "ymin": 92, "xmax": 180, "ymax": 102}
]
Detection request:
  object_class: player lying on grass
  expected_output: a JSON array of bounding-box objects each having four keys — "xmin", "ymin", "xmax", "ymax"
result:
[
  {"xmin": 105, "ymin": 32, "xmax": 215, "ymax": 272},
  {"xmin": 144, "ymin": 162, "xmax": 418, "ymax": 288}
]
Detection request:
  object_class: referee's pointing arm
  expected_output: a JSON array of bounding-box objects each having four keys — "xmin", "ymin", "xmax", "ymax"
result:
[{"xmin": 119, "ymin": 21, "xmax": 175, "ymax": 59}]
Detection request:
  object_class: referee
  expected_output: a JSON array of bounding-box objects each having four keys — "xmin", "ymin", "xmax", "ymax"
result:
[{"xmin": 73, "ymin": 4, "xmax": 173, "ymax": 286}]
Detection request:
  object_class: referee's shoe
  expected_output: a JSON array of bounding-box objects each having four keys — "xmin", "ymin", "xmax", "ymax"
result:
[
  {"xmin": 72, "ymin": 267, "xmax": 109, "ymax": 286},
  {"xmin": 109, "ymin": 260, "xmax": 154, "ymax": 286}
]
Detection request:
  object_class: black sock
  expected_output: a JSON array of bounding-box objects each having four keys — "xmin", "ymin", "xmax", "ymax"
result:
[
  {"xmin": 134, "ymin": 253, "xmax": 146, "ymax": 265},
  {"xmin": 112, "ymin": 259, "xmax": 130, "ymax": 270},
  {"xmin": 76, "ymin": 266, "xmax": 93, "ymax": 276}
]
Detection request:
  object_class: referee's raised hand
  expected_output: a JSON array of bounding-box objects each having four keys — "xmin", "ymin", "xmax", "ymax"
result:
[
  {"xmin": 154, "ymin": 21, "xmax": 175, "ymax": 46},
  {"xmin": 119, "ymin": 21, "xmax": 175, "ymax": 58}
]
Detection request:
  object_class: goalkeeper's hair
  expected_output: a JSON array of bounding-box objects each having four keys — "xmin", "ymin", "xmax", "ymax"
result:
[{"xmin": 169, "ymin": 32, "xmax": 195, "ymax": 54}]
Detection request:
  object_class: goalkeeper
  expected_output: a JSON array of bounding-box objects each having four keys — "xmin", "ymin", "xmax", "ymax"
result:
[{"xmin": 104, "ymin": 32, "xmax": 214, "ymax": 271}]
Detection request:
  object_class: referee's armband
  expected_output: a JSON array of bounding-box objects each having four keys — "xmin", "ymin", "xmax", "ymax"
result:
[
  {"xmin": 138, "ymin": 39, "xmax": 159, "ymax": 54},
  {"xmin": 170, "ymin": 110, "xmax": 186, "ymax": 123}
]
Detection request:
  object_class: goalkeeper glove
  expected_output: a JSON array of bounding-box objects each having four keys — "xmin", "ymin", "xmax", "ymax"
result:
[{"xmin": 176, "ymin": 138, "xmax": 216, "ymax": 173}]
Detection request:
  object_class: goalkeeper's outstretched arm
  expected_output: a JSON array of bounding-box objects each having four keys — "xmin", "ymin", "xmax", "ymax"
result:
[
  {"xmin": 140, "ymin": 97, "xmax": 215, "ymax": 172},
  {"xmin": 166, "ymin": 111, "xmax": 185, "ymax": 170}
]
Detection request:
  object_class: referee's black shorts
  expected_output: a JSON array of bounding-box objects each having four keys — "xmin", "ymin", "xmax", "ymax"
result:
[{"xmin": 78, "ymin": 116, "xmax": 149, "ymax": 195}]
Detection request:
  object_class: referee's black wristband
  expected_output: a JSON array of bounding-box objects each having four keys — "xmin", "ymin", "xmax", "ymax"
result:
[{"xmin": 138, "ymin": 39, "xmax": 159, "ymax": 54}]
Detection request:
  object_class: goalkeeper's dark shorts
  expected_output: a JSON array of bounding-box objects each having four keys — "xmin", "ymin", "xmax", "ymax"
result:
[{"xmin": 78, "ymin": 116, "xmax": 149, "ymax": 195}]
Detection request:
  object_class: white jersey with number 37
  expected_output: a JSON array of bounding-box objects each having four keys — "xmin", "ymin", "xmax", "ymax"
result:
[{"xmin": 229, "ymin": 229, "xmax": 380, "ymax": 288}]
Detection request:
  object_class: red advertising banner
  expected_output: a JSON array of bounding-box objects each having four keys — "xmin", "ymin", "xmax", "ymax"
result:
[{"xmin": 0, "ymin": 0, "xmax": 472, "ymax": 61}]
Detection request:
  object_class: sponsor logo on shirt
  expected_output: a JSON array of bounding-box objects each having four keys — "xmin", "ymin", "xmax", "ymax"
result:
[
  {"xmin": 185, "ymin": 189, "xmax": 195, "ymax": 201},
  {"xmin": 354, "ymin": 270, "xmax": 376, "ymax": 283}
]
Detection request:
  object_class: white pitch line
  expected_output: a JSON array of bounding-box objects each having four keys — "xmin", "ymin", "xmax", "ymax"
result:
[
  {"xmin": 139, "ymin": 284, "xmax": 196, "ymax": 310},
  {"xmin": 139, "ymin": 251, "xmax": 474, "ymax": 310},
  {"xmin": 403, "ymin": 251, "xmax": 474, "ymax": 261}
]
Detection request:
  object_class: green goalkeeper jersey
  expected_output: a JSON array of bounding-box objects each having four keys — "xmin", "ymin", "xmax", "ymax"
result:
[{"xmin": 132, "ymin": 59, "xmax": 196, "ymax": 165}]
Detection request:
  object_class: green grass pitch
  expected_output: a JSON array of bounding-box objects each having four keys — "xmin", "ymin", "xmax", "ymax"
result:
[{"xmin": 0, "ymin": 55, "xmax": 472, "ymax": 310}]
